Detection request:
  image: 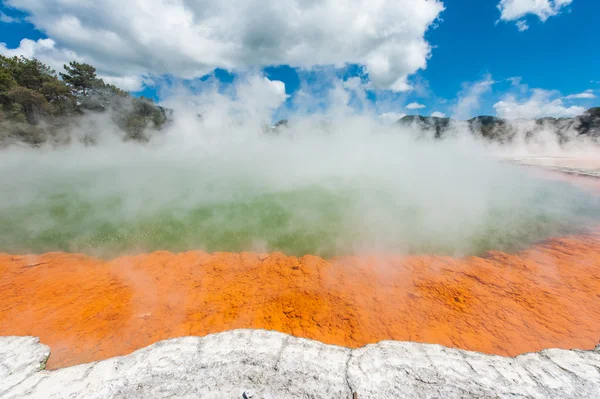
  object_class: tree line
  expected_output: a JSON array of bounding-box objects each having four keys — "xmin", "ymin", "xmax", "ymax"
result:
[{"xmin": 0, "ymin": 56, "xmax": 169, "ymax": 146}]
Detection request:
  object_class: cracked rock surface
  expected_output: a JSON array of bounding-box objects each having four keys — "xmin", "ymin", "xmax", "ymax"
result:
[{"xmin": 1, "ymin": 330, "xmax": 599, "ymax": 398}]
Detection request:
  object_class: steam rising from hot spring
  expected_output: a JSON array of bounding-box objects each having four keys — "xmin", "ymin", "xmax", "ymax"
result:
[{"xmin": 1, "ymin": 80, "xmax": 599, "ymax": 258}]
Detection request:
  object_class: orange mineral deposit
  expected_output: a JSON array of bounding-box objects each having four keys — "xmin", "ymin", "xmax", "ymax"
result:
[{"xmin": 1, "ymin": 230, "xmax": 600, "ymax": 370}]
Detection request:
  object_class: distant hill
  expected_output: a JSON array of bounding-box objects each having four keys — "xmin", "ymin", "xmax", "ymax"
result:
[{"xmin": 397, "ymin": 108, "xmax": 600, "ymax": 143}]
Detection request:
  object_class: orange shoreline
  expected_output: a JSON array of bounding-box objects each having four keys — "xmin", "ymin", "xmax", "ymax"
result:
[{"xmin": 2, "ymin": 231, "xmax": 600, "ymax": 370}]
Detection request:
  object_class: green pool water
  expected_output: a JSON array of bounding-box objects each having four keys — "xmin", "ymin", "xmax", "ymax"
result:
[
  {"xmin": 0, "ymin": 174, "xmax": 598, "ymax": 259},
  {"xmin": 2, "ymin": 137, "xmax": 600, "ymax": 260}
]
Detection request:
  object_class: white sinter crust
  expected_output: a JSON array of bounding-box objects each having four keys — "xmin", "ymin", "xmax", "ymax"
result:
[{"xmin": 1, "ymin": 330, "xmax": 599, "ymax": 398}]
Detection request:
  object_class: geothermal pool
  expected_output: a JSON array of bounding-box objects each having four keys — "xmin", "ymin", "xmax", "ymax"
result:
[
  {"xmin": 1, "ymin": 138, "xmax": 600, "ymax": 370},
  {"xmin": 2, "ymin": 142, "xmax": 600, "ymax": 259}
]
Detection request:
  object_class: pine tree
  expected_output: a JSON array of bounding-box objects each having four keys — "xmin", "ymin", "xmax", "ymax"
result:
[{"xmin": 60, "ymin": 61, "xmax": 102, "ymax": 96}]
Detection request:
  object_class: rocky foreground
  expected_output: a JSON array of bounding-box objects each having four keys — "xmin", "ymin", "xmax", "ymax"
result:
[{"xmin": 2, "ymin": 330, "xmax": 600, "ymax": 399}]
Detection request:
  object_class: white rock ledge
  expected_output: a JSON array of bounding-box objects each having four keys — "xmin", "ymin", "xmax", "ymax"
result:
[{"xmin": 1, "ymin": 330, "xmax": 599, "ymax": 398}]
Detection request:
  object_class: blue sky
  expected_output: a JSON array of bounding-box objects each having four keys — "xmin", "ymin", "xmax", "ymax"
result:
[
  {"xmin": 1, "ymin": 0, "xmax": 598, "ymax": 119},
  {"xmin": 421, "ymin": 0, "xmax": 600, "ymax": 116}
]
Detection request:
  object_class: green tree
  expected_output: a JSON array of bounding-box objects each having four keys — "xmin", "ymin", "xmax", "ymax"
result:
[
  {"xmin": 17, "ymin": 58, "xmax": 55, "ymax": 91},
  {"xmin": 102, "ymin": 83, "xmax": 129, "ymax": 98},
  {"xmin": 60, "ymin": 61, "xmax": 102, "ymax": 96},
  {"xmin": 0, "ymin": 68, "xmax": 17, "ymax": 93},
  {"xmin": 0, "ymin": 54, "xmax": 171, "ymax": 145},
  {"xmin": 41, "ymin": 79, "xmax": 74, "ymax": 114},
  {"xmin": 6, "ymin": 86, "xmax": 51, "ymax": 124},
  {"xmin": 0, "ymin": 56, "xmax": 56, "ymax": 91},
  {"xmin": 0, "ymin": 55, "xmax": 76, "ymax": 123}
]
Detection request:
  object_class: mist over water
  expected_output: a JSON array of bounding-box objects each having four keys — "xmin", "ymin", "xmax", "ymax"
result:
[{"xmin": 1, "ymin": 109, "xmax": 600, "ymax": 259}]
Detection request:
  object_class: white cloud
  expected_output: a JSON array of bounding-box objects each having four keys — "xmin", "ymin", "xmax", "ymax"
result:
[
  {"xmin": 379, "ymin": 112, "xmax": 406, "ymax": 124},
  {"xmin": 0, "ymin": 38, "xmax": 81, "ymax": 73},
  {"xmin": 453, "ymin": 75, "xmax": 495, "ymax": 120},
  {"xmin": 515, "ymin": 20, "xmax": 529, "ymax": 31},
  {"xmin": 100, "ymin": 75, "xmax": 152, "ymax": 92},
  {"xmin": 233, "ymin": 76, "xmax": 289, "ymax": 118},
  {"xmin": 343, "ymin": 77, "xmax": 368, "ymax": 91},
  {"xmin": 405, "ymin": 102, "xmax": 426, "ymax": 110},
  {"xmin": 564, "ymin": 90, "xmax": 596, "ymax": 100},
  {"xmin": 159, "ymin": 74, "xmax": 289, "ymax": 130},
  {"xmin": 3, "ymin": 0, "xmax": 444, "ymax": 92},
  {"xmin": 494, "ymin": 89, "xmax": 585, "ymax": 119},
  {"xmin": 0, "ymin": 38, "xmax": 152, "ymax": 92},
  {"xmin": 431, "ymin": 111, "xmax": 446, "ymax": 118},
  {"xmin": 498, "ymin": 0, "xmax": 572, "ymax": 30},
  {"xmin": 0, "ymin": 12, "xmax": 19, "ymax": 23},
  {"xmin": 498, "ymin": 0, "xmax": 573, "ymax": 21},
  {"xmin": 507, "ymin": 76, "xmax": 523, "ymax": 86}
]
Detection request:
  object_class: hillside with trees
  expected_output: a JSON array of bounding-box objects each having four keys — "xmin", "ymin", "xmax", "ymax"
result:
[{"xmin": 0, "ymin": 56, "xmax": 170, "ymax": 146}]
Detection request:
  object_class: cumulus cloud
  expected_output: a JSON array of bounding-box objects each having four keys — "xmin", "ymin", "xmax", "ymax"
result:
[
  {"xmin": 0, "ymin": 38, "xmax": 81, "ymax": 73},
  {"xmin": 564, "ymin": 90, "xmax": 596, "ymax": 100},
  {"xmin": 494, "ymin": 89, "xmax": 585, "ymax": 119},
  {"xmin": 405, "ymin": 102, "xmax": 426, "ymax": 110},
  {"xmin": 452, "ymin": 75, "xmax": 495, "ymax": 120},
  {"xmin": 498, "ymin": 0, "xmax": 573, "ymax": 30},
  {"xmin": 3, "ymin": 0, "xmax": 444, "ymax": 92},
  {"xmin": 431, "ymin": 111, "xmax": 446, "ymax": 118}
]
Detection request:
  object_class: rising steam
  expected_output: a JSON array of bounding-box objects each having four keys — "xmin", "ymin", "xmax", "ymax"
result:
[{"xmin": 0, "ymin": 76, "xmax": 599, "ymax": 259}]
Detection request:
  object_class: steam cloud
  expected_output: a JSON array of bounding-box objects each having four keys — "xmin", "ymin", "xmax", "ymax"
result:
[{"xmin": 0, "ymin": 75, "xmax": 599, "ymax": 259}]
